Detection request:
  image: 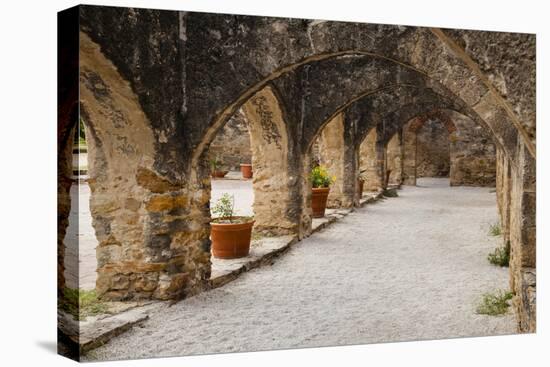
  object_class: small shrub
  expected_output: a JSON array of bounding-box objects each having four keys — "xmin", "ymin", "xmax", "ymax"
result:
[
  {"xmin": 311, "ymin": 165, "xmax": 335, "ymax": 188},
  {"xmin": 476, "ymin": 290, "xmax": 513, "ymax": 316},
  {"xmin": 211, "ymin": 193, "xmax": 252, "ymax": 223},
  {"xmin": 212, "ymin": 193, "xmax": 236, "ymax": 221},
  {"xmin": 487, "ymin": 241, "xmax": 510, "ymax": 267},
  {"xmin": 383, "ymin": 189, "xmax": 398, "ymax": 197},
  {"xmin": 489, "ymin": 222, "xmax": 502, "ymax": 236},
  {"xmin": 209, "ymin": 156, "xmax": 223, "ymax": 171},
  {"xmin": 60, "ymin": 288, "xmax": 108, "ymax": 321}
]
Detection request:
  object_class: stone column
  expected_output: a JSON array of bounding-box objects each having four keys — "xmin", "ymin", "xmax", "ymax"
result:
[
  {"xmin": 386, "ymin": 131, "xmax": 403, "ymax": 186},
  {"xmin": 402, "ymin": 120, "xmax": 417, "ymax": 186},
  {"xmin": 496, "ymin": 147, "xmax": 512, "ymax": 245},
  {"xmin": 317, "ymin": 113, "xmax": 357, "ymax": 208},
  {"xmin": 508, "ymin": 140, "xmax": 536, "ymax": 332},
  {"xmin": 242, "ymin": 86, "xmax": 298, "ymax": 235},
  {"xmin": 81, "ymin": 33, "xmax": 211, "ymax": 301},
  {"xmin": 359, "ymin": 129, "xmax": 384, "ymax": 191}
]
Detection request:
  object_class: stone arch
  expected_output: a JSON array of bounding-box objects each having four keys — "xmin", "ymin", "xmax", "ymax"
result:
[
  {"xmin": 401, "ymin": 109, "xmax": 497, "ymax": 187},
  {"xmin": 407, "ymin": 110, "xmax": 457, "ymax": 134},
  {"xmin": 301, "ymin": 83, "xmax": 492, "ymax": 207}
]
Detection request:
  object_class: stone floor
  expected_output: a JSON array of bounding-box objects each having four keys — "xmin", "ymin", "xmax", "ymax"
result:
[
  {"xmin": 84, "ymin": 178, "xmax": 515, "ymax": 361},
  {"xmin": 64, "ymin": 172, "xmax": 255, "ymax": 290}
]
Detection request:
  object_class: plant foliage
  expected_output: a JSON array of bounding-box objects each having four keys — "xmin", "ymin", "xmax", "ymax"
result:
[
  {"xmin": 210, "ymin": 156, "xmax": 223, "ymax": 171},
  {"xmin": 212, "ymin": 193, "xmax": 235, "ymax": 221},
  {"xmin": 476, "ymin": 290, "xmax": 513, "ymax": 316},
  {"xmin": 489, "ymin": 222, "xmax": 502, "ymax": 236},
  {"xmin": 487, "ymin": 240, "xmax": 510, "ymax": 267},
  {"xmin": 311, "ymin": 165, "xmax": 335, "ymax": 188},
  {"xmin": 59, "ymin": 288, "xmax": 108, "ymax": 321}
]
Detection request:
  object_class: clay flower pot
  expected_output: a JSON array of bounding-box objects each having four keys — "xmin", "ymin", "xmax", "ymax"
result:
[
  {"xmin": 240, "ymin": 163, "xmax": 253, "ymax": 179},
  {"xmin": 358, "ymin": 179, "xmax": 364, "ymax": 197},
  {"xmin": 211, "ymin": 170, "xmax": 229, "ymax": 178},
  {"xmin": 210, "ymin": 217, "xmax": 255, "ymax": 259},
  {"xmin": 311, "ymin": 187, "xmax": 330, "ymax": 218}
]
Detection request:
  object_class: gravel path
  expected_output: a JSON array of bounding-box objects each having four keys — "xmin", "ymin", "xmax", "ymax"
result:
[{"xmin": 86, "ymin": 178, "xmax": 515, "ymax": 361}]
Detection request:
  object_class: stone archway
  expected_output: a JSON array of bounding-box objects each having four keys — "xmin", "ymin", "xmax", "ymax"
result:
[
  {"xmin": 70, "ymin": 8, "xmax": 535, "ymax": 332},
  {"xmin": 402, "ymin": 109, "xmax": 497, "ymax": 187}
]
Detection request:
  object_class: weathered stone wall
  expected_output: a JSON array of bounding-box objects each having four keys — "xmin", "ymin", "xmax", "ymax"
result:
[
  {"xmin": 80, "ymin": 32, "xmax": 211, "ymax": 301},
  {"xmin": 449, "ymin": 112, "xmax": 496, "ymax": 186},
  {"xmin": 415, "ymin": 119, "xmax": 450, "ymax": 177},
  {"xmin": 209, "ymin": 111, "xmax": 251, "ymax": 171}
]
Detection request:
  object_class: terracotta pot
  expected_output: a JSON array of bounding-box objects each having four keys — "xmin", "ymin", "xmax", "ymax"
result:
[
  {"xmin": 358, "ymin": 179, "xmax": 364, "ymax": 197},
  {"xmin": 311, "ymin": 187, "xmax": 330, "ymax": 218},
  {"xmin": 240, "ymin": 163, "xmax": 253, "ymax": 179},
  {"xmin": 211, "ymin": 170, "xmax": 228, "ymax": 178},
  {"xmin": 210, "ymin": 218, "xmax": 254, "ymax": 259}
]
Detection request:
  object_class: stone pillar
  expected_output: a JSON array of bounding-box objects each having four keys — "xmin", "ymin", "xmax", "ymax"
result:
[
  {"xmin": 359, "ymin": 129, "xmax": 384, "ymax": 191},
  {"xmin": 386, "ymin": 131, "xmax": 403, "ymax": 186},
  {"xmin": 242, "ymin": 86, "xmax": 298, "ymax": 235},
  {"xmin": 317, "ymin": 113, "xmax": 356, "ymax": 208},
  {"xmin": 402, "ymin": 121, "xmax": 417, "ymax": 186},
  {"xmin": 81, "ymin": 33, "xmax": 211, "ymax": 301},
  {"xmin": 508, "ymin": 140, "xmax": 536, "ymax": 332},
  {"xmin": 496, "ymin": 147, "xmax": 512, "ymax": 245}
]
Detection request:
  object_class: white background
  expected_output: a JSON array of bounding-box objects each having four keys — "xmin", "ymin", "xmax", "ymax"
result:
[{"xmin": 0, "ymin": 0, "xmax": 547, "ymax": 366}]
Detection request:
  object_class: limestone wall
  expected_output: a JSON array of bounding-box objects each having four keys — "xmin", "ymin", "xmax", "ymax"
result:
[
  {"xmin": 415, "ymin": 120, "xmax": 450, "ymax": 177},
  {"xmin": 449, "ymin": 112, "xmax": 496, "ymax": 187},
  {"xmin": 209, "ymin": 111, "xmax": 251, "ymax": 171}
]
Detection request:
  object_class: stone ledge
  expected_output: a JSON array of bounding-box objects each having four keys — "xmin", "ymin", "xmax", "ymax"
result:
[
  {"xmin": 359, "ymin": 189, "xmax": 385, "ymax": 206},
  {"xmin": 209, "ymin": 235, "xmax": 298, "ymax": 289},
  {"xmin": 58, "ymin": 302, "xmax": 161, "ymax": 356}
]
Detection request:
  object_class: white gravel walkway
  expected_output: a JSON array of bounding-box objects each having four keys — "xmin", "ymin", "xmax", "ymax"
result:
[{"xmin": 85, "ymin": 178, "xmax": 515, "ymax": 361}]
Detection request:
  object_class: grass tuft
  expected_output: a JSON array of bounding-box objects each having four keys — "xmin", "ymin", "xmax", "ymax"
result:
[
  {"xmin": 487, "ymin": 241, "xmax": 510, "ymax": 267},
  {"xmin": 488, "ymin": 222, "xmax": 502, "ymax": 236},
  {"xmin": 60, "ymin": 288, "xmax": 108, "ymax": 321},
  {"xmin": 476, "ymin": 290, "xmax": 513, "ymax": 316}
]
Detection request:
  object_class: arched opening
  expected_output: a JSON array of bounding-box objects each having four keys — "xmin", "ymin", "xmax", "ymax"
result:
[
  {"xmin": 63, "ymin": 117, "xmax": 99, "ymax": 291},
  {"xmin": 402, "ymin": 110, "xmax": 496, "ymax": 187},
  {"xmin": 207, "ymin": 108, "xmax": 255, "ymax": 222},
  {"xmin": 415, "ymin": 119, "xmax": 451, "ymax": 179}
]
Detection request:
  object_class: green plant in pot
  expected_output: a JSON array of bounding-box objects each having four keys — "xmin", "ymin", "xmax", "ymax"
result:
[
  {"xmin": 210, "ymin": 193, "xmax": 254, "ymax": 259},
  {"xmin": 210, "ymin": 156, "xmax": 228, "ymax": 178},
  {"xmin": 310, "ymin": 165, "xmax": 335, "ymax": 218}
]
